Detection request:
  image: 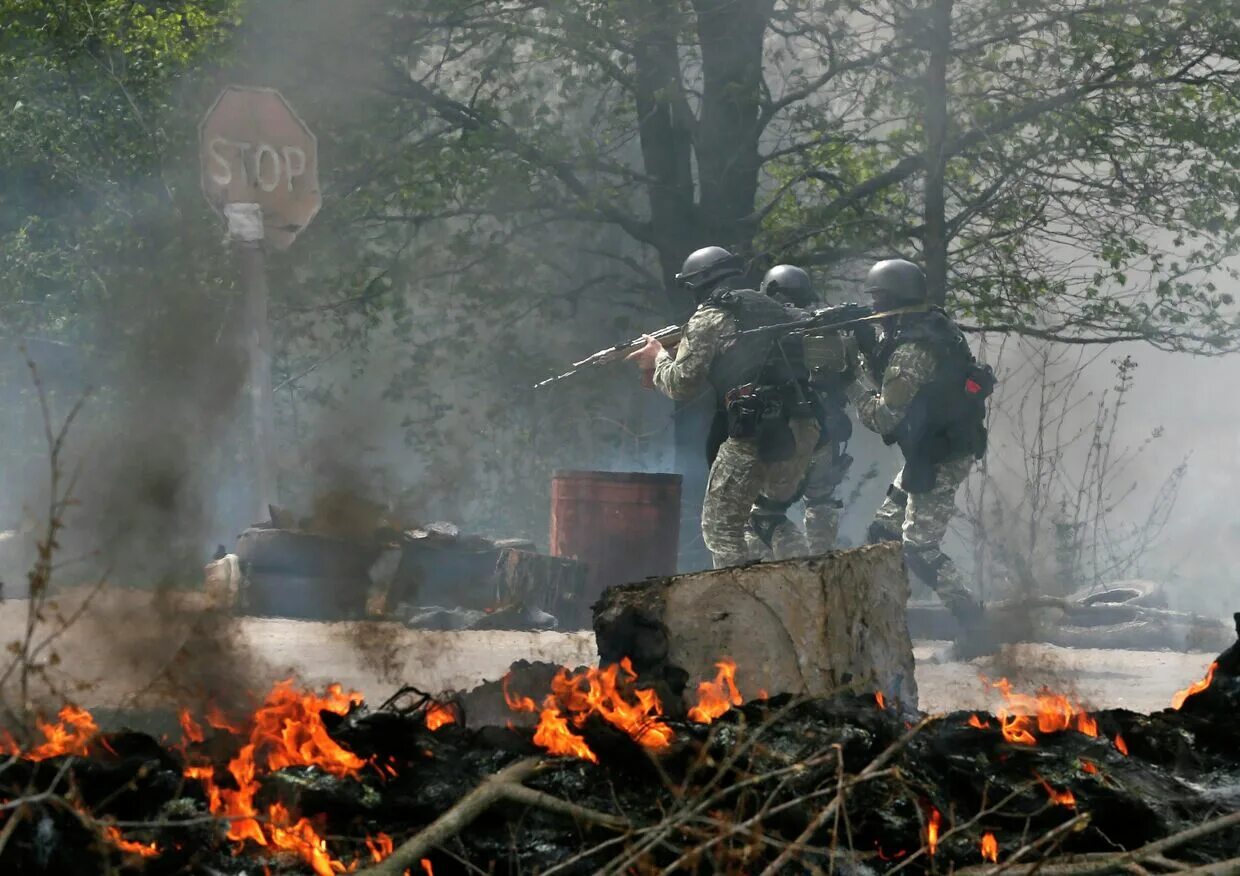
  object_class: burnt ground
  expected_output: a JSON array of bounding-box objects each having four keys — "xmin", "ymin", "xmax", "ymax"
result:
[{"xmin": 0, "ymin": 590, "xmax": 1217, "ymax": 716}]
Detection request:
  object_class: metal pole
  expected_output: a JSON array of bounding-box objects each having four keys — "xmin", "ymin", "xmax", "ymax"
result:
[{"xmin": 225, "ymin": 203, "xmax": 278, "ymax": 520}]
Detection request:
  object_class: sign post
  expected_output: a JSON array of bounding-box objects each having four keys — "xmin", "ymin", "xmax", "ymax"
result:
[{"xmin": 200, "ymin": 86, "xmax": 320, "ymax": 520}]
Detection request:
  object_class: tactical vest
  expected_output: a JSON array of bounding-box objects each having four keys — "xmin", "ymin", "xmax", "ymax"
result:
[
  {"xmin": 871, "ymin": 308, "xmax": 992, "ymax": 489},
  {"xmin": 704, "ymin": 287, "xmax": 811, "ymax": 410}
]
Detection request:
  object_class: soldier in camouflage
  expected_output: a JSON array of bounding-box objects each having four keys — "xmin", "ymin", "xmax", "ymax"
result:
[
  {"xmin": 845, "ymin": 259, "xmax": 995, "ymax": 647},
  {"xmin": 627, "ymin": 247, "xmax": 819, "ymax": 568},
  {"xmin": 746, "ymin": 265, "xmax": 855, "ymax": 559}
]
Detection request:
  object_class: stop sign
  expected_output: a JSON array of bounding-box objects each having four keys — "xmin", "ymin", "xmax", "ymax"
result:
[{"xmin": 200, "ymin": 86, "xmax": 320, "ymax": 249}]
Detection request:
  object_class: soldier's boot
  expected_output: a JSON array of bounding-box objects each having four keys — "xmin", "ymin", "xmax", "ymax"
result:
[
  {"xmin": 868, "ymin": 484, "xmax": 908, "ymax": 544},
  {"xmin": 903, "ymin": 545, "xmax": 998, "ymax": 660},
  {"xmin": 804, "ymin": 497, "xmax": 842, "ymax": 554}
]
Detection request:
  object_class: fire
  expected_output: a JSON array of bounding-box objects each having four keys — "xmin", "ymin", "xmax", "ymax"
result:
[
  {"xmin": 988, "ymin": 678, "xmax": 1099, "ymax": 746},
  {"xmin": 366, "ymin": 832, "xmax": 394, "ymax": 862},
  {"xmin": 421, "ymin": 860, "xmax": 434, "ymax": 875},
  {"xmin": 926, "ymin": 808, "xmax": 942, "ymax": 855},
  {"xmin": 424, "ymin": 703, "xmax": 456, "ymax": 731},
  {"xmin": 181, "ymin": 680, "xmax": 369, "ymax": 876},
  {"xmin": 207, "ymin": 703, "xmax": 246, "ymax": 735},
  {"xmin": 1172, "ymin": 662, "xmax": 1217, "ymax": 710},
  {"xmin": 179, "ymin": 708, "xmax": 205, "ymax": 745},
  {"xmin": 0, "ymin": 704, "xmax": 102, "ymax": 760},
  {"xmin": 104, "ymin": 825, "xmax": 160, "ymax": 858},
  {"xmin": 980, "ymin": 832, "xmax": 998, "ymax": 862},
  {"xmin": 504, "ymin": 660, "xmax": 674, "ymax": 762},
  {"xmin": 1035, "ymin": 773, "xmax": 1076, "ymax": 808},
  {"xmin": 874, "ymin": 691, "xmax": 887, "ymax": 710},
  {"xmin": 967, "ymin": 714, "xmax": 991, "ymax": 730},
  {"xmin": 688, "ymin": 658, "xmax": 742, "ymax": 723},
  {"xmin": 1114, "ymin": 733, "xmax": 1129, "ymax": 756},
  {"xmin": 1080, "ymin": 759, "xmax": 1099, "ymax": 775}
]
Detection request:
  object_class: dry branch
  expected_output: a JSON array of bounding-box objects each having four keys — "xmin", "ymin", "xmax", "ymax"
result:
[{"xmin": 357, "ymin": 756, "xmax": 630, "ymax": 875}]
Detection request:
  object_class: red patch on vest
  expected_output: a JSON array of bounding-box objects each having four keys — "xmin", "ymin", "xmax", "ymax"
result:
[{"xmin": 965, "ymin": 378, "xmax": 982, "ymax": 394}]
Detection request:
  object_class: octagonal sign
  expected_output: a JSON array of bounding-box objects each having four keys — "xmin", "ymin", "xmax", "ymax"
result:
[{"xmin": 200, "ymin": 86, "xmax": 320, "ymax": 249}]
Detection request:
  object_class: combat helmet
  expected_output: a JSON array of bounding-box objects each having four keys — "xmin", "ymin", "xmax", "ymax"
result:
[
  {"xmin": 760, "ymin": 264, "xmax": 815, "ymax": 308},
  {"xmin": 675, "ymin": 246, "xmax": 744, "ymax": 299},
  {"xmin": 862, "ymin": 259, "xmax": 927, "ymax": 308}
]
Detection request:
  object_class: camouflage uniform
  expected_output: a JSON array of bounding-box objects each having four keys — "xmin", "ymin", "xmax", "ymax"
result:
[
  {"xmin": 654, "ymin": 304, "xmax": 820, "ymax": 568},
  {"xmin": 747, "ymin": 330, "xmax": 856, "ymax": 559},
  {"xmin": 848, "ymin": 334, "xmax": 983, "ymax": 622}
]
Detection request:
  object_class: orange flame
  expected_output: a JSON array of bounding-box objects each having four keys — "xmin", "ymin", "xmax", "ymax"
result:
[
  {"xmin": 1172, "ymin": 662, "xmax": 1217, "ymax": 710},
  {"xmin": 421, "ymin": 860, "xmax": 434, "ymax": 875},
  {"xmin": 181, "ymin": 680, "xmax": 368, "ymax": 876},
  {"xmin": 534, "ymin": 702, "xmax": 598, "ymax": 763},
  {"xmin": 1080, "ymin": 759, "xmax": 1099, "ymax": 775},
  {"xmin": 179, "ymin": 708, "xmax": 204, "ymax": 745},
  {"xmin": 688, "ymin": 659, "xmax": 742, "ymax": 724},
  {"xmin": 206, "ymin": 703, "xmax": 246, "ymax": 735},
  {"xmin": 980, "ymin": 832, "xmax": 998, "ymax": 862},
  {"xmin": 104, "ymin": 825, "xmax": 160, "ymax": 858},
  {"xmin": 1035, "ymin": 773, "xmax": 1076, "ymax": 808},
  {"xmin": 967, "ymin": 714, "xmax": 991, "ymax": 730},
  {"xmin": 366, "ymin": 832, "xmax": 395, "ymax": 862},
  {"xmin": 424, "ymin": 703, "xmax": 456, "ymax": 731},
  {"xmin": 506, "ymin": 661, "xmax": 675, "ymax": 761},
  {"xmin": 1114, "ymin": 733, "xmax": 1129, "ymax": 756},
  {"xmin": 874, "ymin": 691, "xmax": 887, "ymax": 710},
  {"xmin": 0, "ymin": 704, "xmax": 102, "ymax": 760},
  {"xmin": 989, "ymin": 678, "xmax": 1099, "ymax": 746},
  {"xmin": 926, "ymin": 808, "xmax": 942, "ymax": 855}
]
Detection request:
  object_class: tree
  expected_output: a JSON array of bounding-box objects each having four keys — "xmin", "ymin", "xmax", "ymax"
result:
[{"xmin": 338, "ymin": 0, "xmax": 1239, "ymax": 555}]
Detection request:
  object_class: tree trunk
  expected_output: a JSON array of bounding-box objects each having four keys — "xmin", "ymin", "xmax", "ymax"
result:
[
  {"xmin": 692, "ymin": 0, "xmax": 774, "ymax": 249},
  {"xmin": 922, "ymin": 0, "xmax": 954, "ymax": 307}
]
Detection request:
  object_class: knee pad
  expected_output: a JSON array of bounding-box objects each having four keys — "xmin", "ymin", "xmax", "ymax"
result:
[
  {"xmin": 902, "ymin": 545, "xmax": 947, "ymax": 586},
  {"xmin": 805, "ymin": 495, "xmax": 843, "ymax": 510},
  {"xmin": 867, "ymin": 520, "xmax": 901, "ymax": 545},
  {"xmin": 748, "ymin": 509, "xmax": 787, "ymax": 549}
]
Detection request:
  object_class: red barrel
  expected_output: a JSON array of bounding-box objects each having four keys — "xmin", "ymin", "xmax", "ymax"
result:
[{"xmin": 550, "ymin": 471, "xmax": 682, "ymax": 609}]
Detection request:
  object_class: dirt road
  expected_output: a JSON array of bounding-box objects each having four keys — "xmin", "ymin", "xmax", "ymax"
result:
[{"xmin": 0, "ymin": 592, "xmax": 1217, "ymax": 717}]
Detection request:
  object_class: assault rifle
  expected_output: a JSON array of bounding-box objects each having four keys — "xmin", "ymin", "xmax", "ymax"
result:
[
  {"xmin": 727, "ymin": 302, "xmax": 928, "ymax": 340},
  {"xmin": 532, "ymin": 324, "xmax": 682, "ymax": 389}
]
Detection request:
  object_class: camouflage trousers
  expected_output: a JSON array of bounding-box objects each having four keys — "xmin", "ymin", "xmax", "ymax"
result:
[
  {"xmin": 746, "ymin": 440, "xmax": 852, "ymax": 560},
  {"xmin": 703, "ymin": 417, "xmax": 819, "ymax": 568},
  {"xmin": 869, "ymin": 455, "xmax": 983, "ymax": 624}
]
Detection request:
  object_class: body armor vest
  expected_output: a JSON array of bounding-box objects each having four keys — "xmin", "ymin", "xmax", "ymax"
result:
[
  {"xmin": 704, "ymin": 287, "xmax": 811, "ymax": 409},
  {"xmin": 871, "ymin": 308, "xmax": 992, "ymax": 491}
]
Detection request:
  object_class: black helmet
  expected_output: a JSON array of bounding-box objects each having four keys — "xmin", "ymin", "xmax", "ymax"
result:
[
  {"xmin": 675, "ymin": 246, "xmax": 744, "ymax": 298},
  {"xmin": 862, "ymin": 259, "xmax": 927, "ymax": 306},
  {"xmin": 760, "ymin": 264, "xmax": 815, "ymax": 308}
]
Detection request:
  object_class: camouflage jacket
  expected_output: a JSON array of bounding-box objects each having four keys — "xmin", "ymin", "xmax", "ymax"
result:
[
  {"xmin": 848, "ymin": 338, "xmax": 939, "ymax": 436},
  {"xmin": 652, "ymin": 305, "xmax": 734, "ymax": 400}
]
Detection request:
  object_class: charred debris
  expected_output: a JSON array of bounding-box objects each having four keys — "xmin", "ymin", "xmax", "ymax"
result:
[{"xmin": 0, "ymin": 617, "xmax": 1237, "ymax": 875}]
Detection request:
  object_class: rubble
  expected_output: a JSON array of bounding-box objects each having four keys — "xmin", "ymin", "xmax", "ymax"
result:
[
  {"xmin": 223, "ymin": 500, "xmax": 587, "ymax": 630},
  {"xmin": 0, "ymin": 622, "xmax": 1238, "ymax": 874}
]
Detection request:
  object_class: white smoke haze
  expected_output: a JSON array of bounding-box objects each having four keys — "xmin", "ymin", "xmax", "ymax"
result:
[{"xmin": 0, "ymin": 0, "xmax": 1236, "ymax": 726}]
